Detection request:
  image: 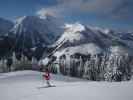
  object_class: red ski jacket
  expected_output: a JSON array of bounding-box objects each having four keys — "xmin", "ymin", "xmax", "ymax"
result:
[{"xmin": 43, "ymin": 72, "xmax": 50, "ymax": 80}]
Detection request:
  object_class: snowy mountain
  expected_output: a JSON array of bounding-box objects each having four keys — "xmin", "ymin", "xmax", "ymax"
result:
[
  {"xmin": 41, "ymin": 23, "xmax": 133, "ymax": 81},
  {"xmin": 0, "ymin": 18, "xmax": 14, "ymax": 35},
  {"xmin": 11, "ymin": 15, "xmax": 64, "ymax": 46},
  {"xmin": 56, "ymin": 23, "xmax": 85, "ymax": 44},
  {"xmin": 0, "ymin": 17, "xmax": 133, "ymax": 81},
  {"xmin": 53, "ymin": 23, "xmax": 133, "ymax": 55},
  {"xmin": 55, "ymin": 23, "xmax": 113, "ymax": 48}
]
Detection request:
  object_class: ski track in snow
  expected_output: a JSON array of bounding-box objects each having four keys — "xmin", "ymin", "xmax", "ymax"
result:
[{"xmin": 0, "ymin": 70, "xmax": 133, "ymax": 100}]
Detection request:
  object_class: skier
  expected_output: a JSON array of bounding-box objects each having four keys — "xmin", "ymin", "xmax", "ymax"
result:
[
  {"xmin": 6, "ymin": 58, "xmax": 13, "ymax": 72},
  {"xmin": 43, "ymin": 68, "xmax": 51, "ymax": 87}
]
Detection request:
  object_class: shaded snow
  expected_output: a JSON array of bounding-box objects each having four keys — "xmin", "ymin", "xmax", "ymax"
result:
[
  {"xmin": 54, "ymin": 43, "xmax": 102, "ymax": 59},
  {"xmin": 110, "ymin": 46, "xmax": 133, "ymax": 56},
  {"xmin": 0, "ymin": 71, "xmax": 133, "ymax": 100}
]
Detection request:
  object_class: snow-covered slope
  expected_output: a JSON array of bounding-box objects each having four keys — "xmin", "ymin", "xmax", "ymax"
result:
[
  {"xmin": 56, "ymin": 23, "xmax": 133, "ymax": 47},
  {"xmin": 55, "ymin": 23, "xmax": 115, "ymax": 48},
  {"xmin": 0, "ymin": 18, "xmax": 14, "ymax": 34},
  {"xmin": 56, "ymin": 23, "xmax": 85, "ymax": 44},
  {"xmin": 54, "ymin": 43, "xmax": 102, "ymax": 59},
  {"xmin": 110, "ymin": 45, "xmax": 133, "ymax": 56},
  {"xmin": 53, "ymin": 23, "xmax": 133, "ymax": 57},
  {"xmin": 11, "ymin": 15, "xmax": 64, "ymax": 45},
  {"xmin": 0, "ymin": 71, "xmax": 133, "ymax": 100}
]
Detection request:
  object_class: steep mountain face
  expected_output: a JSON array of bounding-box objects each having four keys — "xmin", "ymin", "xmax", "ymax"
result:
[
  {"xmin": 0, "ymin": 18, "xmax": 14, "ymax": 35},
  {"xmin": 50, "ymin": 23, "xmax": 133, "ymax": 64},
  {"xmin": 55, "ymin": 23, "xmax": 115, "ymax": 48},
  {"xmin": 0, "ymin": 18, "xmax": 14, "ymax": 58},
  {"xmin": 11, "ymin": 15, "xmax": 64, "ymax": 47},
  {"xmin": 55, "ymin": 23, "xmax": 133, "ymax": 50},
  {"xmin": 55, "ymin": 23, "xmax": 86, "ymax": 46}
]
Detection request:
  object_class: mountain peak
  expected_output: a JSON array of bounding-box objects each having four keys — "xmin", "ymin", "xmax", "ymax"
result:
[
  {"xmin": 11, "ymin": 15, "xmax": 64, "ymax": 46},
  {"xmin": 64, "ymin": 22, "xmax": 85, "ymax": 33}
]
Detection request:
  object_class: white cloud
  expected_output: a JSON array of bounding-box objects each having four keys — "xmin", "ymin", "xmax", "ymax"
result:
[
  {"xmin": 37, "ymin": 8, "xmax": 60, "ymax": 19},
  {"xmin": 36, "ymin": 0, "xmax": 133, "ymax": 20}
]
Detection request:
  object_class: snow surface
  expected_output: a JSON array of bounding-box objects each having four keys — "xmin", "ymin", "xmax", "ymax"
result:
[
  {"xmin": 0, "ymin": 70, "xmax": 133, "ymax": 100},
  {"xmin": 56, "ymin": 23, "xmax": 85, "ymax": 44},
  {"xmin": 110, "ymin": 46, "xmax": 133, "ymax": 56},
  {"xmin": 38, "ymin": 57, "xmax": 50, "ymax": 66},
  {"xmin": 54, "ymin": 43, "xmax": 102, "ymax": 59}
]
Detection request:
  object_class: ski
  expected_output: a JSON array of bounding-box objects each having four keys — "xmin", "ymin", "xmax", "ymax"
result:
[{"xmin": 37, "ymin": 85, "xmax": 56, "ymax": 89}]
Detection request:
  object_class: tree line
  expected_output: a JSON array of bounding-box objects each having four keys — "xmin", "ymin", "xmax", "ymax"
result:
[{"xmin": 47, "ymin": 52, "xmax": 133, "ymax": 82}]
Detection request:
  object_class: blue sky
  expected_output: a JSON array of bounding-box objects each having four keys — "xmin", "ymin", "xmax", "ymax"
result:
[
  {"xmin": 0, "ymin": 0, "xmax": 56, "ymax": 19},
  {"xmin": 0, "ymin": 0, "xmax": 133, "ymax": 31}
]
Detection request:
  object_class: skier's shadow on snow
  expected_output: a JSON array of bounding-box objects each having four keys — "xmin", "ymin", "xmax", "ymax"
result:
[{"xmin": 37, "ymin": 83, "xmax": 83, "ymax": 89}]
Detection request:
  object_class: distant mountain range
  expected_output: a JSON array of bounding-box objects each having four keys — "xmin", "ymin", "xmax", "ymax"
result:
[
  {"xmin": 0, "ymin": 18, "xmax": 14, "ymax": 35},
  {"xmin": 0, "ymin": 15, "xmax": 133, "ymax": 59}
]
